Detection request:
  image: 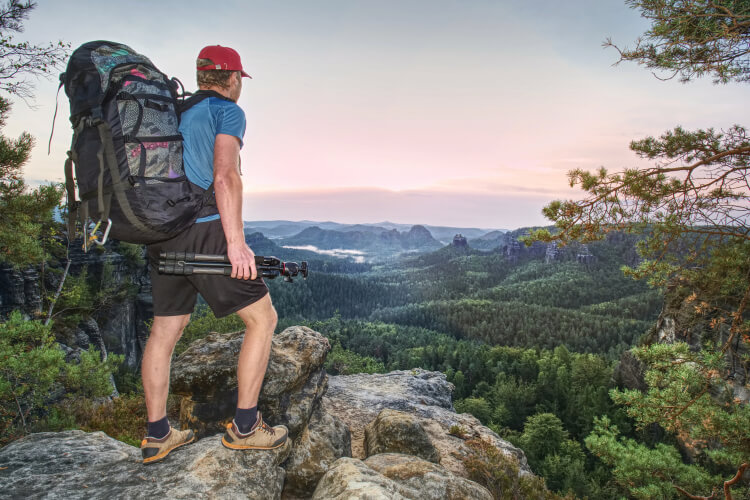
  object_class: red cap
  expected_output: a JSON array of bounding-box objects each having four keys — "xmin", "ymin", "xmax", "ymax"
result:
[{"xmin": 197, "ymin": 45, "xmax": 252, "ymax": 78}]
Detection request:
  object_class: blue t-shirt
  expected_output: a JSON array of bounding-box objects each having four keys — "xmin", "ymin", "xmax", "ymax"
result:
[{"xmin": 179, "ymin": 96, "xmax": 246, "ymax": 223}]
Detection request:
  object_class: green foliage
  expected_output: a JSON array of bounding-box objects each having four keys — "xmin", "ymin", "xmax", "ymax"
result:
[
  {"xmin": 455, "ymin": 397, "xmax": 493, "ymax": 424},
  {"xmin": 0, "ymin": 101, "xmax": 63, "ymax": 266},
  {"xmin": 0, "ymin": 1, "xmax": 68, "ymax": 267},
  {"xmin": 0, "ymin": 312, "xmax": 118, "ymax": 443},
  {"xmin": 612, "ymin": 342, "xmax": 750, "ymax": 471},
  {"xmin": 0, "ymin": 311, "xmax": 65, "ymax": 438},
  {"xmin": 586, "ymin": 416, "xmax": 723, "ymax": 499},
  {"xmin": 324, "ymin": 341, "xmax": 385, "ymax": 375},
  {"xmin": 609, "ymin": 1, "xmax": 750, "ymax": 84},
  {"xmin": 49, "ymin": 261, "xmax": 139, "ymax": 333},
  {"xmin": 461, "ymin": 437, "xmax": 569, "ymax": 500},
  {"xmin": 518, "ymin": 413, "xmax": 588, "ymax": 496},
  {"xmin": 63, "ymin": 348, "xmax": 121, "ymax": 399},
  {"xmin": 526, "ymin": 2, "xmax": 750, "ymax": 497}
]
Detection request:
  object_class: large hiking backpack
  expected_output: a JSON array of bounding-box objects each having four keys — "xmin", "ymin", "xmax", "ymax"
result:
[{"xmin": 62, "ymin": 40, "xmax": 217, "ymax": 249}]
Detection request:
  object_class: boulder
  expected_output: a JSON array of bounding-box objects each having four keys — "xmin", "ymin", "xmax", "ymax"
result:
[
  {"xmin": 322, "ymin": 369, "xmax": 530, "ymax": 477},
  {"xmin": 311, "ymin": 455, "xmax": 493, "ymax": 500},
  {"xmin": 171, "ymin": 326, "xmax": 331, "ymax": 438},
  {"xmin": 311, "ymin": 457, "xmax": 410, "ymax": 499},
  {"xmin": 364, "ymin": 409, "xmax": 439, "ymax": 463},
  {"xmin": 282, "ymin": 404, "xmax": 352, "ymax": 497},
  {"xmin": 365, "ymin": 453, "xmax": 493, "ymax": 500},
  {"xmin": 0, "ymin": 430, "xmax": 291, "ymax": 499}
]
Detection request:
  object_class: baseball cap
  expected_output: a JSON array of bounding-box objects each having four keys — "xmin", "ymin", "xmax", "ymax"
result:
[{"xmin": 196, "ymin": 45, "xmax": 252, "ymax": 78}]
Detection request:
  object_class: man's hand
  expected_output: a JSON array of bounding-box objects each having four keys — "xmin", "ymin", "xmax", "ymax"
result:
[{"xmin": 227, "ymin": 242, "xmax": 258, "ymax": 280}]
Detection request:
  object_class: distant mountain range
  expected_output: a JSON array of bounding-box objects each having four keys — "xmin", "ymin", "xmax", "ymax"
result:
[
  {"xmin": 243, "ymin": 220, "xmax": 506, "ymax": 243},
  {"xmin": 242, "ymin": 219, "xmax": 510, "ymax": 263}
]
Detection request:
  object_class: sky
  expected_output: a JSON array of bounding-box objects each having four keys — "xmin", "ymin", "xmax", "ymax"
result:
[{"xmin": 7, "ymin": 1, "xmax": 749, "ymax": 230}]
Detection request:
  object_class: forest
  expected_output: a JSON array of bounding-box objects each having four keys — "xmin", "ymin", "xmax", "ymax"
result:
[{"xmin": 1, "ymin": 1, "xmax": 749, "ymax": 499}]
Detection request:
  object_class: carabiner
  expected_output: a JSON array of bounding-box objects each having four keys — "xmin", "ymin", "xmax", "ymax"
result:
[{"xmin": 87, "ymin": 218, "xmax": 112, "ymax": 247}]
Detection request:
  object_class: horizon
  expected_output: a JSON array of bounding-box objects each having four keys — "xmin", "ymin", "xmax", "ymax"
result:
[{"xmin": 8, "ymin": 1, "xmax": 749, "ymax": 228}]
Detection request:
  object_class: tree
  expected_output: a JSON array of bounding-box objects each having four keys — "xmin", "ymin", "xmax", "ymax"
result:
[
  {"xmin": 528, "ymin": 1, "xmax": 750, "ymax": 498},
  {"xmin": 0, "ymin": 1, "xmax": 68, "ymax": 267},
  {"xmin": 0, "ymin": 1, "xmax": 68, "ymax": 99}
]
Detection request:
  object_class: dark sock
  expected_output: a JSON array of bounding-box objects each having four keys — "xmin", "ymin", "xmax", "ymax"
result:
[
  {"xmin": 235, "ymin": 406, "xmax": 258, "ymax": 434},
  {"xmin": 147, "ymin": 416, "xmax": 170, "ymax": 440}
]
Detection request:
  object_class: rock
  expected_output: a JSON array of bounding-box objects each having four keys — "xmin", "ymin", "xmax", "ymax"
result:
[
  {"xmin": 0, "ymin": 263, "xmax": 42, "ymax": 318},
  {"xmin": 322, "ymin": 369, "xmax": 530, "ymax": 477},
  {"xmin": 365, "ymin": 453, "xmax": 493, "ymax": 500},
  {"xmin": 283, "ymin": 404, "xmax": 352, "ymax": 497},
  {"xmin": 171, "ymin": 326, "xmax": 331, "ymax": 438},
  {"xmin": 364, "ymin": 409, "xmax": 439, "ymax": 463},
  {"xmin": 311, "ymin": 457, "xmax": 410, "ymax": 499},
  {"xmin": 311, "ymin": 455, "xmax": 492, "ymax": 500},
  {"xmin": 100, "ymin": 300, "xmax": 140, "ymax": 369},
  {"xmin": 0, "ymin": 430, "xmax": 291, "ymax": 499}
]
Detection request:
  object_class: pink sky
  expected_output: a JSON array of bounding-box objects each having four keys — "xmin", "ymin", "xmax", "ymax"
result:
[{"xmin": 8, "ymin": 1, "xmax": 749, "ymax": 228}]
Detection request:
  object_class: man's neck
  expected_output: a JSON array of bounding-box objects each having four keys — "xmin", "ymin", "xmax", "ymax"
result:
[{"xmin": 198, "ymin": 85, "xmax": 233, "ymax": 101}]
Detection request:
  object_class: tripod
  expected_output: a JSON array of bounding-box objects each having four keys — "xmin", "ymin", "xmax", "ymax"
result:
[{"xmin": 158, "ymin": 252, "xmax": 308, "ymax": 282}]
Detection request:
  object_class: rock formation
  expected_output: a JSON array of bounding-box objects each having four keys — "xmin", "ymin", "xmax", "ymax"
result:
[
  {"xmin": 0, "ymin": 327, "xmax": 532, "ymax": 499},
  {"xmin": 0, "ymin": 430, "xmax": 290, "ymax": 499},
  {"xmin": 311, "ymin": 455, "xmax": 493, "ymax": 500},
  {"xmin": 364, "ymin": 409, "xmax": 440, "ymax": 463},
  {"xmin": 171, "ymin": 325, "xmax": 332, "ymax": 440},
  {"xmin": 321, "ymin": 369, "xmax": 530, "ymax": 477}
]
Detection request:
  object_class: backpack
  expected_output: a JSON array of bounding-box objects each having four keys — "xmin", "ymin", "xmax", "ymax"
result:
[{"xmin": 62, "ymin": 40, "xmax": 218, "ymax": 249}]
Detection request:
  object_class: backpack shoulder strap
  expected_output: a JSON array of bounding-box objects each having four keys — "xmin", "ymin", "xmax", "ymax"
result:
[{"xmin": 178, "ymin": 89, "xmax": 235, "ymax": 116}]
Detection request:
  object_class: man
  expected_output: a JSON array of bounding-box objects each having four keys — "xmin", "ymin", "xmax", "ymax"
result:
[{"xmin": 139, "ymin": 45, "xmax": 287, "ymax": 465}]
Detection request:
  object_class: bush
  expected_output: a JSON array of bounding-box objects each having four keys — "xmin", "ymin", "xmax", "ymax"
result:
[
  {"xmin": 0, "ymin": 311, "xmax": 120, "ymax": 445},
  {"xmin": 54, "ymin": 393, "xmax": 181, "ymax": 447},
  {"xmin": 324, "ymin": 341, "xmax": 386, "ymax": 375},
  {"xmin": 462, "ymin": 437, "xmax": 568, "ymax": 500}
]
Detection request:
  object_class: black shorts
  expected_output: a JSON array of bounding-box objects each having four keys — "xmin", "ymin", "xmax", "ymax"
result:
[{"xmin": 146, "ymin": 219, "xmax": 269, "ymax": 318}]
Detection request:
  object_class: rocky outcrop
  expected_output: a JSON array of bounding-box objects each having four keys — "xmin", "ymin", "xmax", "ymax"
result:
[
  {"xmin": 322, "ymin": 369, "xmax": 530, "ymax": 477},
  {"xmin": 311, "ymin": 455, "xmax": 493, "ymax": 500},
  {"xmin": 365, "ymin": 453, "xmax": 494, "ymax": 500},
  {"xmin": 171, "ymin": 326, "xmax": 331, "ymax": 439},
  {"xmin": 283, "ymin": 403, "xmax": 352, "ymax": 496},
  {"xmin": 365, "ymin": 409, "xmax": 439, "ymax": 463},
  {"xmin": 0, "ymin": 430, "xmax": 291, "ymax": 499},
  {"xmin": 1, "ymin": 328, "xmax": 531, "ymax": 499}
]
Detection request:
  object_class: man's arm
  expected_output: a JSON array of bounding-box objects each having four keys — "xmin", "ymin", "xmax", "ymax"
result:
[{"xmin": 213, "ymin": 133, "xmax": 257, "ymax": 280}]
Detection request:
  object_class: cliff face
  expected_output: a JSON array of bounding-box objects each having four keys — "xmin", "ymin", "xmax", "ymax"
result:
[
  {"xmin": 0, "ymin": 264, "xmax": 42, "ymax": 317},
  {"xmin": 0, "ymin": 245, "xmax": 152, "ymax": 370},
  {"xmin": 0, "ymin": 326, "xmax": 531, "ymax": 500}
]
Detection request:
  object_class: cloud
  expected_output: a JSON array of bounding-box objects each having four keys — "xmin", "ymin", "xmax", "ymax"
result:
[{"xmin": 244, "ymin": 186, "xmax": 557, "ymax": 228}]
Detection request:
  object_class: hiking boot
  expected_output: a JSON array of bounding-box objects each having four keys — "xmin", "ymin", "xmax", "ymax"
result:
[
  {"xmin": 221, "ymin": 411, "xmax": 288, "ymax": 450},
  {"xmin": 141, "ymin": 427, "xmax": 195, "ymax": 464}
]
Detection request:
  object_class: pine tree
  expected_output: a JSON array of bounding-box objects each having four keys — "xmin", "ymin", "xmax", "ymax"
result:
[
  {"xmin": 0, "ymin": 1, "xmax": 68, "ymax": 267},
  {"xmin": 528, "ymin": 1, "xmax": 750, "ymax": 497}
]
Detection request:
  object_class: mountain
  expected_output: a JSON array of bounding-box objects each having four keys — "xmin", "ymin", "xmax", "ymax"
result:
[
  {"xmin": 469, "ymin": 230, "xmax": 507, "ymax": 250},
  {"xmin": 280, "ymin": 225, "xmax": 443, "ymax": 261},
  {"xmin": 243, "ymin": 220, "xmax": 504, "ymax": 243},
  {"xmin": 243, "ymin": 231, "xmax": 371, "ymax": 273}
]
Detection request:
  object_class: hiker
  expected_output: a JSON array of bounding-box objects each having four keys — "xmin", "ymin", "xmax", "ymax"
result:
[{"xmin": 139, "ymin": 45, "xmax": 287, "ymax": 464}]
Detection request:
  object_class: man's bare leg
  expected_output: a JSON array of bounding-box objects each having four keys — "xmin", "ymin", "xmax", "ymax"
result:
[
  {"xmin": 142, "ymin": 314, "xmax": 191, "ymax": 422},
  {"xmin": 235, "ymin": 294, "xmax": 278, "ymax": 410}
]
